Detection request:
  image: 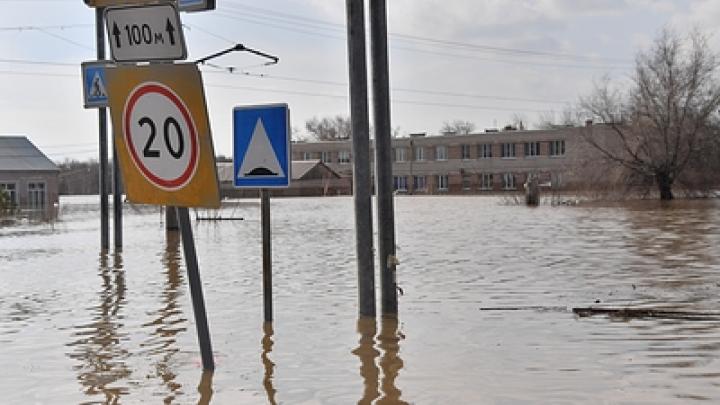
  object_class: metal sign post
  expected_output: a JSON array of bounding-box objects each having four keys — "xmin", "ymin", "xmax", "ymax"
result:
[
  {"xmin": 260, "ymin": 189, "xmax": 272, "ymax": 322},
  {"xmin": 83, "ymin": 0, "xmax": 220, "ymax": 371},
  {"xmin": 96, "ymin": 8, "xmax": 110, "ymax": 251},
  {"xmin": 177, "ymin": 206, "xmax": 215, "ymax": 370},
  {"xmin": 233, "ymin": 104, "xmax": 290, "ymax": 322},
  {"xmin": 105, "ymin": 62, "xmax": 220, "ymax": 370}
]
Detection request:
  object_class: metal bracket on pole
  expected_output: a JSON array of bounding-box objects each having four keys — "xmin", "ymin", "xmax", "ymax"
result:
[{"xmin": 195, "ymin": 44, "xmax": 279, "ymax": 66}]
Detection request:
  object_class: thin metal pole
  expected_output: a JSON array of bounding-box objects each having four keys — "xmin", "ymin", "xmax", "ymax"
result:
[
  {"xmin": 113, "ymin": 143, "xmax": 122, "ymax": 249},
  {"xmin": 166, "ymin": 205, "xmax": 179, "ymax": 231},
  {"xmin": 346, "ymin": 0, "xmax": 376, "ymax": 318},
  {"xmin": 96, "ymin": 7, "xmax": 109, "ymax": 251},
  {"xmin": 260, "ymin": 189, "xmax": 272, "ymax": 322},
  {"xmin": 369, "ymin": 0, "xmax": 398, "ymax": 317},
  {"xmin": 177, "ymin": 207, "xmax": 215, "ymax": 371}
]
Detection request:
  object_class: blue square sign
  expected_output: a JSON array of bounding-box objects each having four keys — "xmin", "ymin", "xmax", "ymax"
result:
[
  {"xmin": 233, "ymin": 104, "xmax": 291, "ymax": 188},
  {"xmin": 81, "ymin": 61, "xmax": 109, "ymax": 108}
]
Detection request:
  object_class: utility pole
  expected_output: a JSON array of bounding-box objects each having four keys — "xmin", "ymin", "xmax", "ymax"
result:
[
  {"xmin": 369, "ymin": 0, "xmax": 398, "ymax": 317},
  {"xmin": 96, "ymin": 7, "xmax": 109, "ymax": 251},
  {"xmin": 346, "ymin": 0, "xmax": 376, "ymax": 318}
]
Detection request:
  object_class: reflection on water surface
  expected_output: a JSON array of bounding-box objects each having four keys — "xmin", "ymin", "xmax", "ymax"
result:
[{"xmin": 0, "ymin": 196, "xmax": 719, "ymax": 403}]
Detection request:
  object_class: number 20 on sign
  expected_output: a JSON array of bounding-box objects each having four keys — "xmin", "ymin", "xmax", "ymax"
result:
[{"xmin": 105, "ymin": 63, "xmax": 220, "ymax": 208}]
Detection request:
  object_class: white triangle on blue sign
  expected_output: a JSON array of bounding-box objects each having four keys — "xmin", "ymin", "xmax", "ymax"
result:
[
  {"xmin": 89, "ymin": 72, "xmax": 107, "ymax": 99},
  {"xmin": 237, "ymin": 118, "xmax": 285, "ymax": 178}
]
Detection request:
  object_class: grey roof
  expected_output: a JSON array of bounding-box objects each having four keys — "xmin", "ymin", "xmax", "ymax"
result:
[
  {"xmin": 292, "ymin": 160, "xmax": 322, "ymax": 179},
  {"xmin": 0, "ymin": 136, "xmax": 59, "ymax": 172},
  {"xmin": 216, "ymin": 160, "xmax": 335, "ymax": 183}
]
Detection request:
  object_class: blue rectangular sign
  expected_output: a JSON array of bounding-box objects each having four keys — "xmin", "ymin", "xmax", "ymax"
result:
[
  {"xmin": 81, "ymin": 61, "xmax": 109, "ymax": 108},
  {"xmin": 233, "ymin": 104, "xmax": 291, "ymax": 188}
]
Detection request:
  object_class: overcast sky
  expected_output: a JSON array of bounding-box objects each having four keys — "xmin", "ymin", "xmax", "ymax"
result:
[{"xmin": 1, "ymin": 0, "xmax": 719, "ymax": 161}]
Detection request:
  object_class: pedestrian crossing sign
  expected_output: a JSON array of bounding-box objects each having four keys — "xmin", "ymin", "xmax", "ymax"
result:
[
  {"xmin": 81, "ymin": 61, "xmax": 110, "ymax": 108},
  {"xmin": 233, "ymin": 104, "xmax": 291, "ymax": 188}
]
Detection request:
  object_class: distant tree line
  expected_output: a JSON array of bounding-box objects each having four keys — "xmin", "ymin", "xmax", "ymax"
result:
[{"xmin": 57, "ymin": 159, "xmax": 115, "ymax": 195}]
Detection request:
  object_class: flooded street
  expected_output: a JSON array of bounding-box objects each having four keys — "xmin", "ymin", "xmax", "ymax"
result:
[{"xmin": 2, "ymin": 196, "xmax": 720, "ymax": 404}]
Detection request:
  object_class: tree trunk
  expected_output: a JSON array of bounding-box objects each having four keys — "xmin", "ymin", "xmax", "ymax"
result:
[{"xmin": 656, "ymin": 172, "xmax": 674, "ymax": 200}]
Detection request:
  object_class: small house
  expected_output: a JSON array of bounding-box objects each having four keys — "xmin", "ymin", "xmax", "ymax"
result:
[
  {"xmin": 0, "ymin": 136, "xmax": 60, "ymax": 212},
  {"xmin": 217, "ymin": 160, "xmax": 351, "ymax": 198}
]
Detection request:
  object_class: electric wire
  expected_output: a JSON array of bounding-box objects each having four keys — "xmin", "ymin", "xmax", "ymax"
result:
[{"xmin": 0, "ymin": 57, "xmax": 576, "ymax": 105}]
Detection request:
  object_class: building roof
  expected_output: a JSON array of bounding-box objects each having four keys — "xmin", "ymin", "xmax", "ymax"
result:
[
  {"xmin": 216, "ymin": 160, "xmax": 339, "ymax": 183},
  {"xmin": 0, "ymin": 136, "xmax": 59, "ymax": 172},
  {"xmin": 292, "ymin": 160, "xmax": 324, "ymax": 179}
]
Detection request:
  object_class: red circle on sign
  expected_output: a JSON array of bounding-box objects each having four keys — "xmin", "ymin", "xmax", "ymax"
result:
[{"xmin": 123, "ymin": 83, "xmax": 199, "ymax": 190}]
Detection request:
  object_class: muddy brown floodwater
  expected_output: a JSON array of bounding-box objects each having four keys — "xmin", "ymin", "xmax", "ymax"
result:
[{"xmin": 1, "ymin": 195, "xmax": 720, "ymax": 404}]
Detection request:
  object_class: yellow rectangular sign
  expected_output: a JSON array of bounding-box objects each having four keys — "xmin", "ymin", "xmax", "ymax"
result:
[{"xmin": 105, "ymin": 63, "xmax": 220, "ymax": 208}]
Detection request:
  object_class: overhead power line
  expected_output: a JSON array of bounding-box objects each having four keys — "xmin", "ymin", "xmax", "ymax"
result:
[
  {"xmin": 0, "ymin": 57, "xmax": 576, "ymax": 106},
  {"xmin": 220, "ymin": 0, "xmax": 632, "ymax": 65},
  {"xmin": 204, "ymin": 82, "xmax": 557, "ymax": 114},
  {"xmin": 0, "ymin": 23, "xmax": 92, "ymax": 31},
  {"xmin": 209, "ymin": 9, "xmax": 630, "ymax": 70}
]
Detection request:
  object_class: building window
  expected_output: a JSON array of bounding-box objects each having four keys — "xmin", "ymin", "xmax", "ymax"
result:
[
  {"xmin": 462, "ymin": 174, "xmax": 471, "ymax": 190},
  {"xmin": 338, "ymin": 150, "xmax": 351, "ymax": 164},
  {"xmin": 479, "ymin": 143, "xmax": 492, "ymax": 159},
  {"xmin": 501, "ymin": 143, "xmax": 516, "ymax": 158},
  {"xmin": 502, "ymin": 173, "xmax": 516, "ymax": 190},
  {"xmin": 394, "ymin": 147, "xmax": 407, "ymax": 162},
  {"xmin": 321, "ymin": 151, "xmax": 332, "ymax": 163},
  {"xmin": 393, "ymin": 176, "xmax": 408, "ymax": 192},
  {"xmin": 27, "ymin": 182, "xmax": 46, "ymax": 210},
  {"xmin": 437, "ymin": 174, "xmax": 449, "ymax": 191},
  {"xmin": 479, "ymin": 173, "xmax": 493, "ymax": 190},
  {"xmin": 0, "ymin": 183, "xmax": 17, "ymax": 206},
  {"xmin": 413, "ymin": 175, "xmax": 427, "ymax": 191},
  {"xmin": 302, "ymin": 152, "xmax": 312, "ymax": 161},
  {"xmin": 524, "ymin": 142, "xmax": 540, "ymax": 157},
  {"xmin": 435, "ymin": 145, "xmax": 448, "ymax": 161},
  {"xmin": 414, "ymin": 146, "xmax": 425, "ymax": 161},
  {"xmin": 461, "ymin": 144, "xmax": 471, "ymax": 160},
  {"xmin": 550, "ymin": 140, "xmax": 566, "ymax": 156}
]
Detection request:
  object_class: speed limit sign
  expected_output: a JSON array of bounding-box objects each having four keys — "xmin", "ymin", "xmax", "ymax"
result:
[
  {"xmin": 105, "ymin": 63, "xmax": 220, "ymax": 208},
  {"xmin": 124, "ymin": 82, "xmax": 198, "ymax": 190}
]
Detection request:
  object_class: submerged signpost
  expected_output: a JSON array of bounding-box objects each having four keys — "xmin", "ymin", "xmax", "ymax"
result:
[
  {"xmin": 105, "ymin": 62, "xmax": 220, "ymax": 371},
  {"xmin": 233, "ymin": 104, "xmax": 291, "ymax": 322},
  {"xmin": 83, "ymin": 0, "xmax": 220, "ymax": 371}
]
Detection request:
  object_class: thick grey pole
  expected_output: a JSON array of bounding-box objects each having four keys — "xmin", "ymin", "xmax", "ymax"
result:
[
  {"xmin": 346, "ymin": 0, "xmax": 376, "ymax": 318},
  {"xmin": 113, "ymin": 145, "xmax": 122, "ymax": 249},
  {"xmin": 177, "ymin": 207, "xmax": 215, "ymax": 370},
  {"xmin": 260, "ymin": 189, "xmax": 273, "ymax": 322},
  {"xmin": 369, "ymin": 0, "xmax": 398, "ymax": 317},
  {"xmin": 96, "ymin": 8, "xmax": 109, "ymax": 250}
]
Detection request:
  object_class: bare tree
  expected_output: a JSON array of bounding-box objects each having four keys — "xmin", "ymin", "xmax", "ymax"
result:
[
  {"xmin": 510, "ymin": 113, "xmax": 527, "ymax": 130},
  {"xmin": 440, "ymin": 120, "xmax": 475, "ymax": 135},
  {"xmin": 581, "ymin": 29, "xmax": 720, "ymax": 200},
  {"xmin": 535, "ymin": 107, "xmax": 582, "ymax": 130},
  {"xmin": 305, "ymin": 115, "xmax": 352, "ymax": 141}
]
